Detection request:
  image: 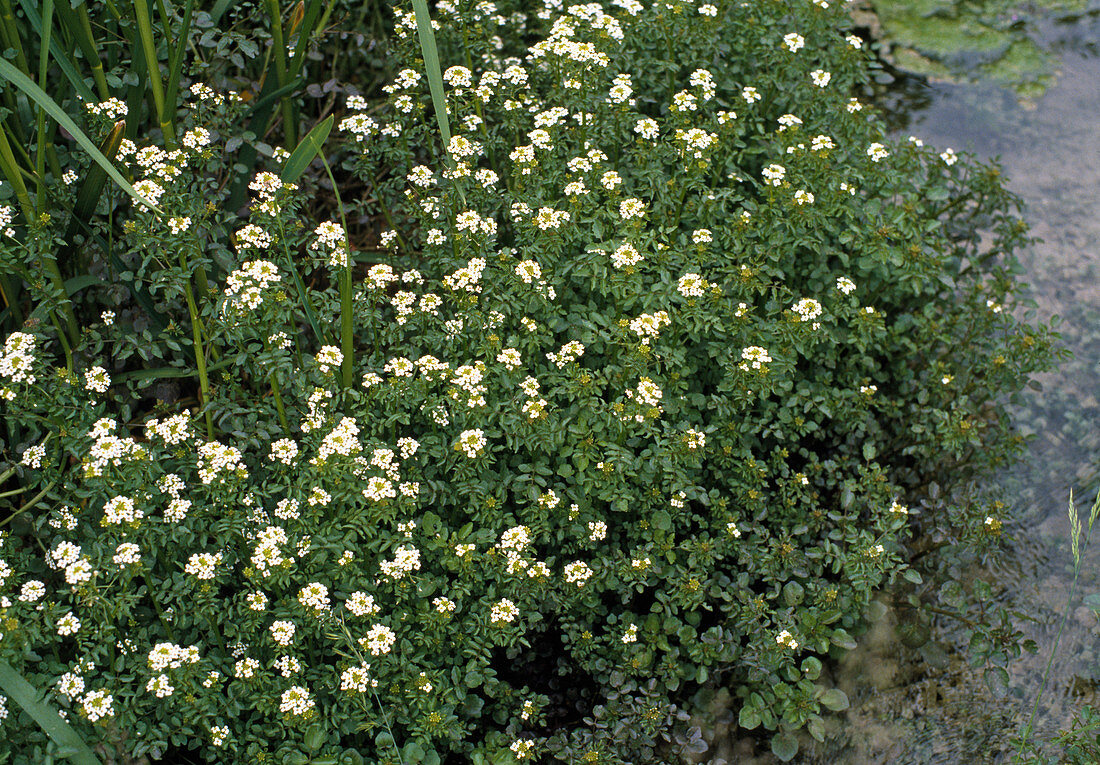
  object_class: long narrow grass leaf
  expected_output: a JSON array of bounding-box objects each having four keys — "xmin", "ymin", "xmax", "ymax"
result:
[
  {"xmin": 164, "ymin": 0, "xmax": 195, "ymax": 122},
  {"xmin": 0, "ymin": 58, "xmax": 161, "ymax": 213},
  {"xmin": 287, "ymin": 0, "xmax": 323, "ymax": 78},
  {"xmin": 133, "ymin": 0, "xmax": 174, "ymax": 144},
  {"xmin": 281, "ymin": 114, "xmax": 333, "ymax": 182},
  {"xmin": 411, "ymin": 0, "xmax": 452, "ymax": 150},
  {"xmin": 19, "ymin": 0, "xmax": 97, "ymax": 101},
  {"xmin": 0, "ymin": 661, "xmax": 102, "ymax": 765}
]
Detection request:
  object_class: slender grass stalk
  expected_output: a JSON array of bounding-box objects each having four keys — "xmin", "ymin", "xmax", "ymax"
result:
[
  {"xmin": 133, "ymin": 0, "xmax": 175, "ymax": 146},
  {"xmin": 318, "ymin": 152, "xmax": 354, "ymax": 388},
  {"xmin": 1015, "ymin": 486, "xmax": 1100, "ymax": 759},
  {"xmin": 265, "ymin": 0, "xmax": 297, "ymax": 147},
  {"xmin": 0, "ymin": 0, "xmax": 30, "ymax": 75},
  {"xmin": 51, "ymin": 0, "xmax": 109, "ymax": 100},
  {"xmin": 163, "ymin": 0, "xmax": 195, "ymax": 141},
  {"xmin": 75, "ymin": 3, "xmax": 110, "ymax": 100},
  {"xmin": 178, "ymin": 250, "xmax": 215, "ymax": 439},
  {"xmin": 34, "ymin": 0, "xmax": 53, "ymax": 214},
  {"xmin": 0, "ymin": 479, "xmax": 58, "ymax": 528}
]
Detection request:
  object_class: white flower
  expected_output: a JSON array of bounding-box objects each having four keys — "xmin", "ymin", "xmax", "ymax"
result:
[
  {"xmin": 940, "ymin": 148, "xmax": 958, "ymax": 166},
  {"xmin": 84, "ymin": 366, "xmax": 110, "ymax": 393},
  {"xmin": 456, "ymin": 429, "xmax": 487, "ymax": 458},
  {"xmin": 364, "ymin": 624, "xmax": 396, "ymax": 655},
  {"xmin": 783, "ymin": 33, "xmax": 804, "ymax": 52},
  {"xmin": 279, "ymin": 685, "xmax": 315, "ymax": 716},
  {"xmin": 490, "ymin": 598, "xmax": 518, "ymax": 624},
  {"xmin": 762, "ymin": 164, "xmax": 786, "ymax": 186}
]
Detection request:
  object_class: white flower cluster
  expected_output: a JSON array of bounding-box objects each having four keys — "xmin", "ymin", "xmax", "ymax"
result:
[
  {"xmin": 677, "ymin": 273, "xmax": 711, "ymax": 298},
  {"xmin": 456, "ymin": 428, "xmax": 487, "ymax": 458},
  {"xmin": 546, "ymin": 340, "xmax": 585, "ymax": 368},
  {"xmin": 309, "ymin": 221, "xmax": 348, "ymax": 267},
  {"xmin": 363, "ymin": 624, "xmax": 396, "ymax": 655},
  {"xmin": 184, "ymin": 551, "xmax": 222, "ymax": 579},
  {"xmin": 490, "ymin": 598, "xmax": 519, "ymax": 625},
  {"xmin": 0, "ymin": 332, "xmax": 36, "ymax": 390},
  {"xmin": 102, "ymin": 495, "xmax": 143, "ymax": 526},
  {"xmin": 279, "ymin": 686, "xmax": 315, "ymax": 717},
  {"xmin": 197, "ymin": 441, "xmax": 247, "ymax": 484},
  {"xmin": 85, "ymin": 97, "xmax": 127, "ymax": 119},
  {"xmin": 776, "ymin": 630, "xmax": 799, "ymax": 650},
  {"xmin": 611, "ymin": 243, "xmax": 643, "ymax": 269},
  {"xmin": 251, "ymin": 525, "xmax": 290, "ymax": 577},
  {"xmin": 380, "ymin": 545, "xmax": 421, "ymax": 580},
  {"xmin": 739, "ymin": 346, "xmax": 773, "ymax": 372},
  {"xmin": 224, "ymin": 259, "xmax": 280, "ymax": 312},
  {"xmin": 675, "ymin": 127, "xmax": 718, "ymax": 159},
  {"xmin": 629, "ymin": 311, "xmax": 670, "ymax": 345},
  {"xmin": 340, "ymin": 662, "xmax": 377, "ymax": 692},
  {"xmin": 297, "ymin": 582, "xmax": 330, "ymax": 613},
  {"xmin": 147, "ymin": 413, "xmax": 191, "ymax": 445},
  {"xmin": 564, "ymin": 560, "xmax": 593, "ymax": 586},
  {"xmin": 317, "ymin": 417, "xmax": 362, "ymax": 462},
  {"xmin": 791, "ymin": 298, "xmax": 823, "ymax": 326}
]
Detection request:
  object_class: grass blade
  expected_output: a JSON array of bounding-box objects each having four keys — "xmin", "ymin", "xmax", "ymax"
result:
[
  {"xmin": 411, "ymin": 0, "xmax": 452, "ymax": 150},
  {"xmin": 19, "ymin": 0, "xmax": 98, "ymax": 101},
  {"xmin": 133, "ymin": 0, "xmax": 175, "ymax": 145},
  {"xmin": 0, "ymin": 660, "xmax": 102, "ymax": 765},
  {"xmin": 0, "ymin": 57, "xmax": 162, "ymax": 213},
  {"xmin": 163, "ymin": 0, "xmax": 195, "ymax": 125},
  {"xmin": 281, "ymin": 114, "xmax": 333, "ymax": 182},
  {"xmin": 265, "ymin": 0, "xmax": 297, "ymax": 146}
]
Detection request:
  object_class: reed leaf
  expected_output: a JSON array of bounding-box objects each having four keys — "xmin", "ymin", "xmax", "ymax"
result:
[
  {"xmin": 281, "ymin": 114, "xmax": 333, "ymax": 182},
  {"xmin": 0, "ymin": 661, "xmax": 102, "ymax": 765},
  {"xmin": 133, "ymin": 0, "xmax": 174, "ymax": 145},
  {"xmin": 18, "ymin": 0, "xmax": 98, "ymax": 101},
  {"xmin": 163, "ymin": 0, "xmax": 195, "ymax": 127},
  {"xmin": 411, "ymin": 0, "xmax": 452, "ymax": 150},
  {"xmin": 0, "ymin": 58, "xmax": 162, "ymax": 213}
]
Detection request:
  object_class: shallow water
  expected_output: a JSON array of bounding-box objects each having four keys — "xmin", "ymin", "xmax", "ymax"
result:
[{"xmin": 791, "ymin": 27, "xmax": 1100, "ymax": 765}]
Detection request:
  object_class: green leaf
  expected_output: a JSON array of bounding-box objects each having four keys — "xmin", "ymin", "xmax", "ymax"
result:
[
  {"xmin": 0, "ymin": 661, "xmax": 102, "ymax": 765},
  {"xmin": 902, "ymin": 568, "xmax": 923, "ymax": 584},
  {"xmin": 652, "ymin": 511, "xmax": 671, "ymax": 531},
  {"xmin": 819, "ymin": 688, "xmax": 850, "ymax": 711},
  {"xmin": 800, "ymin": 656, "xmax": 822, "ymax": 681},
  {"xmin": 984, "ymin": 666, "xmax": 1009, "ymax": 698},
  {"xmin": 0, "ymin": 58, "xmax": 160, "ymax": 213},
  {"xmin": 738, "ymin": 704, "xmax": 761, "ymax": 730},
  {"xmin": 304, "ymin": 724, "xmax": 325, "ymax": 751},
  {"xmin": 830, "ymin": 628, "xmax": 857, "ymax": 650},
  {"xmin": 771, "ymin": 732, "xmax": 799, "ymax": 762},
  {"xmin": 281, "ymin": 114, "xmax": 334, "ymax": 183}
]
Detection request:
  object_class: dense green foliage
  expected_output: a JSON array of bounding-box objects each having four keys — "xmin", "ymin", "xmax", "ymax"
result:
[{"xmin": 0, "ymin": 0, "xmax": 1056, "ymax": 763}]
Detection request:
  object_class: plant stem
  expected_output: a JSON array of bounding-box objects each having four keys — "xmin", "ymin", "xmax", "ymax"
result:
[
  {"xmin": 318, "ymin": 153, "xmax": 354, "ymax": 388},
  {"xmin": 179, "ymin": 251, "xmax": 214, "ymax": 438},
  {"xmin": 133, "ymin": 0, "xmax": 176, "ymax": 146}
]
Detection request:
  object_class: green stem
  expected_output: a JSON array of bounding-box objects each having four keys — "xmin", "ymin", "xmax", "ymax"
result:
[
  {"xmin": 179, "ymin": 252, "xmax": 214, "ymax": 438},
  {"xmin": 76, "ymin": 4, "xmax": 111, "ymax": 100},
  {"xmin": 1016, "ymin": 488, "xmax": 1100, "ymax": 759},
  {"xmin": 265, "ymin": 0, "xmax": 296, "ymax": 146},
  {"xmin": 0, "ymin": 479, "xmax": 58, "ymax": 528},
  {"xmin": 133, "ymin": 0, "xmax": 175, "ymax": 146},
  {"xmin": 264, "ymin": 338, "xmax": 290, "ymax": 431},
  {"xmin": 318, "ymin": 153, "xmax": 354, "ymax": 388}
]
